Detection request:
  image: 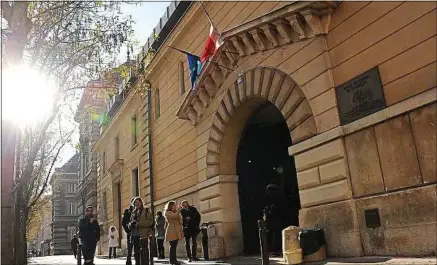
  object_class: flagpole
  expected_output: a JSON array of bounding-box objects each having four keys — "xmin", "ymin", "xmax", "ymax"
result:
[
  {"xmin": 167, "ymin": 46, "xmax": 234, "ymax": 71},
  {"xmin": 199, "ymin": 2, "xmax": 219, "ymax": 35},
  {"xmin": 199, "ymin": 1, "xmax": 240, "ymax": 68}
]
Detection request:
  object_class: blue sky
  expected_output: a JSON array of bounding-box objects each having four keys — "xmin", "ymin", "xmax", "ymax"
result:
[
  {"xmin": 118, "ymin": 2, "xmax": 171, "ymax": 62},
  {"xmin": 57, "ymin": 2, "xmax": 170, "ymax": 167}
]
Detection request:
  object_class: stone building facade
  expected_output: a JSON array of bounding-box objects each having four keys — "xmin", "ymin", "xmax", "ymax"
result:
[
  {"xmin": 93, "ymin": 1, "xmax": 436, "ymax": 257},
  {"xmin": 50, "ymin": 154, "xmax": 80, "ymax": 255},
  {"xmin": 74, "ymin": 81, "xmax": 109, "ymax": 223}
]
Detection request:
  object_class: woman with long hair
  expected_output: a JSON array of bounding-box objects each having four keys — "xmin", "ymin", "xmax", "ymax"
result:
[
  {"xmin": 164, "ymin": 201, "xmax": 183, "ymax": 265},
  {"xmin": 129, "ymin": 197, "xmax": 154, "ymax": 265}
]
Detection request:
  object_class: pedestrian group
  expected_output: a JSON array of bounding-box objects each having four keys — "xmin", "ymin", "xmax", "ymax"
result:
[{"xmin": 73, "ymin": 197, "xmax": 203, "ymax": 265}]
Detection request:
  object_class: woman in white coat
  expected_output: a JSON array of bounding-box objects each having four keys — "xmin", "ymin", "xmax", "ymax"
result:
[{"xmin": 108, "ymin": 226, "xmax": 119, "ymax": 259}]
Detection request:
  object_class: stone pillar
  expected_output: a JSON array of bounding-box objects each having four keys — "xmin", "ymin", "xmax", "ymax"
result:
[
  {"xmin": 198, "ymin": 175, "xmax": 243, "ymax": 256},
  {"xmin": 291, "ymin": 138, "xmax": 363, "ymax": 257}
]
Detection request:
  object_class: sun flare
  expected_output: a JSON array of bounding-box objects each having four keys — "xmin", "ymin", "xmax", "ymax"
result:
[{"xmin": 2, "ymin": 64, "xmax": 57, "ymax": 126}]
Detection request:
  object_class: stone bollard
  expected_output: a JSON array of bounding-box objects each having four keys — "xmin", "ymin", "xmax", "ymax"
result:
[
  {"xmin": 77, "ymin": 244, "xmax": 82, "ymax": 265},
  {"xmin": 140, "ymin": 237, "xmax": 150, "ymax": 265},
  {"xmin": 258, "ymin": 220, "xmax": 269, "ymax": 265},
  {"xmin": 282, "ymin": 226, "xmax": 302, "ymax": 252}
]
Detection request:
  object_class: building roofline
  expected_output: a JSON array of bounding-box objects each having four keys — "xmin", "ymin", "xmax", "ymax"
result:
[{"xmin": 92, "ymin": 2, "xmax": 193, "ymax": 149}]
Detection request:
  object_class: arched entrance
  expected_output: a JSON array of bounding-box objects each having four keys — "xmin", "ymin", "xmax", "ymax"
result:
[
  {"xmin": 236, "ymin": 101, "xmax": 300, "ymax": 254},
  {"xmin": 203, "ymin": 66, "xmax": 317, "ymax": 256}
]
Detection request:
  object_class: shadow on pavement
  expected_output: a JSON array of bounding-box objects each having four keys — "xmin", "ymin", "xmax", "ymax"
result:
[{"xmin": 305, "ymin": 257, "xmax": 391, "ymax": 264}]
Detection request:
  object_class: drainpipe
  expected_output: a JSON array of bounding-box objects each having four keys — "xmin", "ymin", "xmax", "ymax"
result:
[{"xmin": 145, "ymin": 81, "xmax": 155, "ymax": 215}]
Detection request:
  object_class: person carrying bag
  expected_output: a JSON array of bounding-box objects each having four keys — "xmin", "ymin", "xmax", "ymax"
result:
[{"xmin": 129, "ymin": 197, "xmax": 154, "ymax": 265}]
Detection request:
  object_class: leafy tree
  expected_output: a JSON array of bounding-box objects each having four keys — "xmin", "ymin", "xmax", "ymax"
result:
[
  {"xmin": 1, "ymin": 2, "xmax": 140, "ymax": 264},
  {"xmin": 26, "ymin": 196, "xmax": 51, "ymax": 243}
]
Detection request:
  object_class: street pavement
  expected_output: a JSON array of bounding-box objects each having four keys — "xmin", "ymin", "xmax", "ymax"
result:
[
  {"xmin": 28, "ymin": 255, "xmax": 227, "ymax": 265},
  {"xmin": 28, "ymin": 255, "xmax": 437, "ymax": 265}
]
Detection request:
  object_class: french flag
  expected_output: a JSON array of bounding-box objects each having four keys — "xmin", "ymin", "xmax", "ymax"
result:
[{"xmin": 200, "ymin": 24, "xmax": 224, "ymax": 63}]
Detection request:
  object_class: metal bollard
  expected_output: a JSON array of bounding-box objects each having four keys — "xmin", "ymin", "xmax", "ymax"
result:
[
  {"xmin": 258, "ymin": 220, "xmax": 270, "ymax": 265},
  {"xmin": 140, "ymin": 237, "xmax": 150, "ymax": 265},
  {"xmin": 77, "ymin": 244, "xmax": 82, "ymax": 265},
  {"xmin": 201, "ymin": 224, "xmax": 209, "ymax": 260},
  {"xmin": 149, "ymin": 235, "xmax": 155, "ymax": 265},
  {"xmin": 126, "ymin": 234, "xmax": 132, "ymax": 265}
]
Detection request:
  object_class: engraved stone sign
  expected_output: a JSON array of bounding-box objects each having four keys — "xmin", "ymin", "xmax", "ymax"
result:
[{"xmin": 336, "ymin": 67, "xmax": 386, "ymax": 125}]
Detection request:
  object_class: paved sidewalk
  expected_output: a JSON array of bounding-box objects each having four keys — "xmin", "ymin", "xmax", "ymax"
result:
[
  {"xmin": 96, "ymin": 255, "xmax": 437, "ymax": 265},
  {"xmin": 222, "ymin": 256, "xmax": 437, "ymax": 265},
  {"xmin": 30, "ymin": 255, "xmax": 436, "ymax": 265}
]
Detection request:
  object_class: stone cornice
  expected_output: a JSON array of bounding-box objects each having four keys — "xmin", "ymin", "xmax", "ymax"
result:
[
  {"xmin": 138, "ymin": 3, "xmax": 203, "ymax": 74},
  {"xmin": 175, "ymin": 1, "xmax": 339, "ymax": 125}
]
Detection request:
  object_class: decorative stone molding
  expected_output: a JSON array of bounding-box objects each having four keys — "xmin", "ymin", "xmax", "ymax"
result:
[
  {"xmin": 176, "ymin": 1, "xmax": 338, "ymax": 122},
  {"xmin": 204, "ymin": 66, "xmax": 318, "ymax": 179},
  {"xmin": 108, "ymin": 159, "xmax": 123, "ymax": 183}
]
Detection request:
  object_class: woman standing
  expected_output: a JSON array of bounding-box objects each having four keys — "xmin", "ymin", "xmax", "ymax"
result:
[
  {"xmin": 155, "ymin": 211, "xmax": 166, "ymax": 260},
  {"xmin": 108, "ymin": 226, "xmax": 119, "ymax": 259},
  {"xmin": 129, "ymin": 197, "xmax": 154, "ymax": 265},
  {"xmin": 164, "ymin": 201, "xmax": 183, "ymax": 265}
]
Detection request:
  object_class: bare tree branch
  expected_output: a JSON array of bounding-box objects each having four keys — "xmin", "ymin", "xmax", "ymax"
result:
[{"xmin": 28, "ymin": 128, "xmax": 75, "ymax": 209}]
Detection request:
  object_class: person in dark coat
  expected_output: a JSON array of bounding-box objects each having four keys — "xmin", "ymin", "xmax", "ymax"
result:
[
  {"xmin": 263, "ymin": 181, "xmax": 287, "ymax": 255},
  {"xmin": 155, "ymin": 211, "xmax": 166, "ymax": 259},
  {"xmin": 122, "ymin": 198, "xmax": 135, "ymax": 265},
  {"xmin": 180, "ymin": 200, "xmax": 201, "ymax": 262},
  {"xmin": 71, "ymin": 234, "xmax": 79, "ymax": 259},
  {"xmin": 79, "ymin": 206, "xmax": 100, "ymax": 265}
]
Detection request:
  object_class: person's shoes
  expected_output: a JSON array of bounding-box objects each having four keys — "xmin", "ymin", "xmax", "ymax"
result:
[
  {"xmin": 193, "ymin": 257, "xmax": 200, "ymax": 261},
  {"xmin": 188, "ymin": 258, "xmax": 192, "ymax": 262}
]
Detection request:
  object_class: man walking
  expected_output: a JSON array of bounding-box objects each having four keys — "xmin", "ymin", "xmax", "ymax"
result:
[
  {"xmin": 79, "ymin": 206, "xmax": 100, "ymax": 265},
  {"xmin": 71, "ymin": 234, "xmax": 79, "ymax": 259},
  {"xmin": 180, "ymin": 200, "xmax": 201, "ymax": 262},
  {"xmin": 122, "ymin": 198, "xmax": 135, "ymax": 265}
]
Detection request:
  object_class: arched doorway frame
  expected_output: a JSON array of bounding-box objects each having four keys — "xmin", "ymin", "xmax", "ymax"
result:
[{"xmin": 205, "ymin": 66, "xmax": 317, "ymax": 178}]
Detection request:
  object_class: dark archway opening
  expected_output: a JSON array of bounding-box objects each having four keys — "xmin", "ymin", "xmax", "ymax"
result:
[{"xmin": 237, "ymin": 102, "xmax": 301, "ymax": 255}]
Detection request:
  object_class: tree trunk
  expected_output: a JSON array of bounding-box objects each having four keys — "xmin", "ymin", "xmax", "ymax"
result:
[
  {"xmin": 2, "ymin": 1, "xmax": 32, "ymax": 67},
  {"xmin": 13, "ymin": 186, "xmax": 28, "ymax": 265},
  {"xmin": 21, "ymin": 205, "xmax": 29, "ymax": 265}
]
